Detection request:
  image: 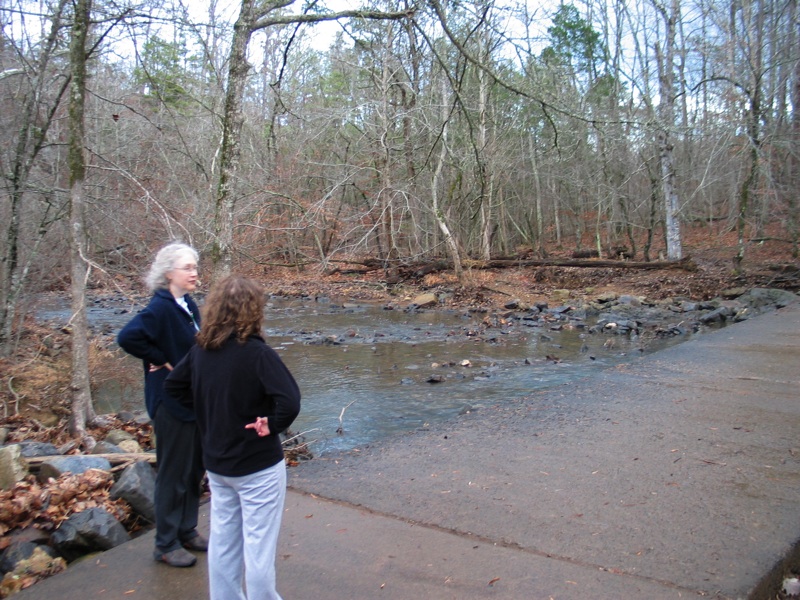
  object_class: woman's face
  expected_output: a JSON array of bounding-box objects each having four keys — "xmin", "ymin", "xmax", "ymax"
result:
[{"xmin": 166, "ymin": 251, "xmax": 198, "ymax": 297}]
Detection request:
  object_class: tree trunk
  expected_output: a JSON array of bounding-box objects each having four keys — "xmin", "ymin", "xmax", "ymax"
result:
[
  {"xmin": 67, "ymin": 0, "xmax": 96, "ymax": 444},
  {"xmin": 431, "ymin": 80, "xmax": 463, "ymax": 280},
  {"xmin": 477, "ymin": 59, "xmax": 492, "ymax": 261},
  {"xmin": 655, "ymin": 0, "xmax": 683, "ymax": 260},
  {"xmin": 790, "ymin": 0, "xmax": 800, "ymax": 258},
  {"xmin": 734, "ymin": 0, "xmax": 765, "ymax": 274},
  {"xmin": 0, "ymin": 0, "xmax": 70, "ymax": 355},
  {"xmin": 211, "ymin": 0, "xmax": 257, "ymax": 281}
]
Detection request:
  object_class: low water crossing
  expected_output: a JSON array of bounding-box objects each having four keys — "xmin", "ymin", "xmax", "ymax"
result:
[{"xmin": 37, "ymin": 294, "xmax": 709, "ymax": 455}]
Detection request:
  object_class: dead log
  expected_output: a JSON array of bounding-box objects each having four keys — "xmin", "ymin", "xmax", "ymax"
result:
[
  {"xmin": 474, "ymin": 256, "xmax": 697, "ymax": 271},
  {"xmin": 328, "ymin": 255, "xmax": 697, "ymax": 280},
  {"xmin": 24, "ymin": 453, "xmax": 157, "ymax": 471}
]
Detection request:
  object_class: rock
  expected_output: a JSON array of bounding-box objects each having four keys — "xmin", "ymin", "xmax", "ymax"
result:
[
  {"xmin": 595, "ymin": 292, "xmax": 618, "ymax": 303},
  {"xmin": 412, "ymin": 293, "xmax": 438, "ymax": 308},
  {"xmin": 91, "ymin": 441, "xmax": 124, "ymax": 454},
  {"xmin": 504, "ymin": 299, "xmax": 521, "ymax": 309},
  {"xmin": 50, "ymin": 507, "xmax": 130, "ymax": 561},
  {"xmin": 110, "ymin": 461, "xmax": 156, "ymax": 523},
  {"xmin": 0, "ymin": 541, "xmax": 59, "ymax": 575},
  {"xmin": 1, "ymin": 526, "xmax": 49, "ymax": 547},
  {"xmin": 617, "ymin": 294, "xmax": 642, "ymax": 306},
  {"xmin": 547, "ymin": 305, "xmax": 572, "ymax": 315},
  {"xmin": 737, "ymin": 287, "xmax": 798, "ymax": 310},
  {"xmin": 699, "ymin": 306, "xmax": 733, "ymax": 324},
  {"xmin": 0, "ymin": 546, "xmax": 66, "ymax": 596},
  {"xmin": 116, "ymin": 410, "xmax": 137, "ymax": 422},
  {"xmin": 38, "ymin": 457, "xmax": 111, "ymax": 483},
  {"xmin": 720, "ymin": 287, "xmax": 748, "ymax": 299},
  {"xmin": 0, "ymin": 428, "xmax": 7, "ymax": 445},
  {"xmin": 0, "ymin": 445, "xmax": 28, "ymax": 491},
  {"xmin": 104, "ymin": 430, "xmax": 135, "ymax": 445},
  {"xmin": 117, "ymin": 439, "xmax": 142, "ymax": 454},
  {"xmin": 782, "ymin": 577, "xmax": 800, "ymax": 596},
  {"xmin": 551, "ymin": 289, "xmax": 570, "ymax": 302},
  {"xmin": 16, "ymin": 442, "xmax": 59, "ymax": 458},
  {"xmin": 128, "ymin": 412, "xmax": 152, "ymax": 426}
]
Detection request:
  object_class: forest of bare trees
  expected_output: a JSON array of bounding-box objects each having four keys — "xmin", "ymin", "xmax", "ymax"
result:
[{"xmin": 1, "ymin": 0, "xmax": 798, "ymax": 436}]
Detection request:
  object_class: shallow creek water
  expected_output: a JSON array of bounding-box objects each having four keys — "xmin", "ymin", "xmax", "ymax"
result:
[{"xmin": 37, "ymin": 295, "xmax": 709, "ymax": 455}]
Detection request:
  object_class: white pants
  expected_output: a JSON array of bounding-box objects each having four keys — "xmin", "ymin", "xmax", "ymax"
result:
[{"xmin": 207, "ymin": 461, "xmax": 286, "ymax": 600}]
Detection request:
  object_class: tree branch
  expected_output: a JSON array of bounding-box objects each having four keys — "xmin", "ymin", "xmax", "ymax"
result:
[{"xmin": 253, "ymin": 8, "xmax": 416, "ymax": 32}]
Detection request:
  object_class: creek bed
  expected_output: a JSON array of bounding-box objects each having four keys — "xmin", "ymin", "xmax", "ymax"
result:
[{"xmin": 36, "ymin": 294, "xmax": 714, "ymax": 455}]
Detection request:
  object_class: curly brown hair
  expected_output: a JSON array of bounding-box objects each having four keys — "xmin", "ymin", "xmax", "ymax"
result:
[{"xmin": 196, "ymin": 275, "xmax": 265, "ymax": 350}]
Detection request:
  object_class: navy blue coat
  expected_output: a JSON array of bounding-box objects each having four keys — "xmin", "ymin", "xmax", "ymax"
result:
[{"xmin": 117, "ymin": 289, "xmax": 200, "ymax": 421}]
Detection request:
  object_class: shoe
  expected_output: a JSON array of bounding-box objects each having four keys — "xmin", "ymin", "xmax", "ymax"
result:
[
  {"xmin": 182, "ymin": 534, "xmax": 209, "ymax": 552},
  {"xmin": 154, "ymin": 547, "xmax": 197, "ymax": 567}
]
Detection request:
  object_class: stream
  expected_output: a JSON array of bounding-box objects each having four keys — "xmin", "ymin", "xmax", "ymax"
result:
[{"xmin": 36, "ymin": 294, "xmax": 714, "ymax": 455}]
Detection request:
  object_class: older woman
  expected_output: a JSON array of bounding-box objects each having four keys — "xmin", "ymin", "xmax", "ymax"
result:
[
  {"xmin": 166, "ymin": 275, "xmax": 301, "ymax": 600},
  {"xmin": 117, "ymin": 242, "xmax": 207, "ymax": 568}
]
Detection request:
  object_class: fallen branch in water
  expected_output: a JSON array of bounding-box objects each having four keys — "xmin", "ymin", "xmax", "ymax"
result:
[{"xmin": 336, "ymin": 400, "xmax": 357, "ymax": 435}]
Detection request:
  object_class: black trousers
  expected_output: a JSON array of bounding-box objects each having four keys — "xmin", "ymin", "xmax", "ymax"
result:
[{"xmin": 153, "ymin": 406, "xmax": 204, "ymax": 553}]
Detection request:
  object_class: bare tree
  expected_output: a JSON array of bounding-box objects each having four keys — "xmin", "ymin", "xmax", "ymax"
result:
[
  {"xmin": 67, "ymin": 0, "xmax": 96, "ymax": 442},
  {"xmin": 652, "ymin": 0, "xmax": 683, "ymax": 260},
  {"xmin": 209, "ymin": 1, "xmax": 414, "ymax": 281},
  {"xmin": 0, "ymin": 0, "xmax": 71, "ymax": 355}
]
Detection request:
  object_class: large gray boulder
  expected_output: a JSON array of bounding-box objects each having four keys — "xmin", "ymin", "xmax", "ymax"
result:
[
  {"xmin": 110, "ymin": 461, "xmax": 156, "ymax": 523},
  {"xmin": 16, "ymin": 441, "xmax": 59, "ymax": 458},
  {"xmin": 737, "ymin": 287, "xmax": 798, "ymax": 310},
  {"xmin": 50, "ymin": 507, "xmax": 130, "ymax": 562}
]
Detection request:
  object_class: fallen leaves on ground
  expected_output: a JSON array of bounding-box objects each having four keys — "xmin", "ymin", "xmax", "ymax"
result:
[
  {"xmin": 0, "ymin": 469, "xmax": 131, "ymax": 538},
  {"xmin": 0, "ymin": 547, "xmax": 66, "ymax": 598}
]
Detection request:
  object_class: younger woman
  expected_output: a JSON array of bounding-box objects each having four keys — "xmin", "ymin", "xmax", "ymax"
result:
[{"xmin": 165, "ymin": 275, "xmax": 301, "ymax": 600}]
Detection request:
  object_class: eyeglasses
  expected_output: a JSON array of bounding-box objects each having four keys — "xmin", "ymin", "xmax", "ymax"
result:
[{"xmin": 175, "ymin": 266, "xmax": 198, "ymax": 273}]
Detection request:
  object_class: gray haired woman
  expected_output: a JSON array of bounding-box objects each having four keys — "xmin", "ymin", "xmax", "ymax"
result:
[{"xmin": 117, "ymin": 242, "xmax": 207, "ymax": 568}]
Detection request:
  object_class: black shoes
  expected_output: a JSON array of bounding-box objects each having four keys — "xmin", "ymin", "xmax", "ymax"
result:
[
  {"xmin": 182, "ymin": 534, "xmax": 209, "ymax": 552},
  {"xmin": 154, "ymin": 533, "xmax": 208, "ymax": 567},
  {"xmin": 154, "ymin": 547, "xmax": 197, "ymax": 568}
]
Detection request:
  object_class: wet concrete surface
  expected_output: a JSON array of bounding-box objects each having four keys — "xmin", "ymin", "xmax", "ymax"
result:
[{"xmin": 17, "ymin": 300, "xmax": 800, "ymax": 599}]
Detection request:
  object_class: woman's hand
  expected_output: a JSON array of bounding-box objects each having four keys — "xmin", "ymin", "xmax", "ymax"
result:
[
  {"xmin": 245, "ymin": 417, "xmax": 270, "ymax": 437},
  {"xmin": 149, "ymin": 362, "xmax": 173, "ymax": 372}
]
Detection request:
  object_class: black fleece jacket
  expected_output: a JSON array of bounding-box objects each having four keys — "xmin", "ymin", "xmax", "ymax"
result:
[
  {"xmin": 164, "ymin": 335, "xmax": 301, "ymax": 477},
  {"xmin": 116, "ymin": 289, "xmax": 200, "ymax": 421}
]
